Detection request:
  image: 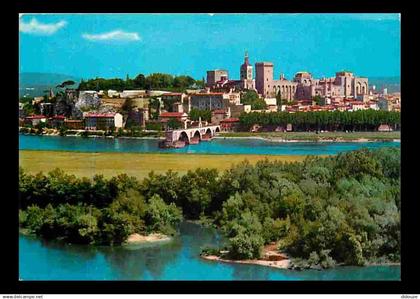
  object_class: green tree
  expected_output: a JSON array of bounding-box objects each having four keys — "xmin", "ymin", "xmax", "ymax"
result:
[
  {"xmin": 189, "ymin": 108, "xmax": 211, "ymax": 122},
  {"xmin": 145, "ymin": 194, "xmax": 183, "ymax": 235},
  {"xmin": 241, "ymin": 90, "xmax": 267, "ymax": 110},
  {"xmin": 276, "ymin": 91, "xmax": 287, "ymax": 106},
  {"xmin": 312, "ymin": 95, "xmax": 322, "ymax": 105},
  {"xmin": 173, "ymin": 75, "xmax": 195, "ymax": 90},
  {"xmin": 133, "ymin": 74, "xmax": 146, "ymax": 89},
  {"xmin": 225, "ymin": 211, "xmax": 264, "ymax": 259},
  {"xmin": 167, "ymin": 118, "xmax": 182, "ymax": 130}
]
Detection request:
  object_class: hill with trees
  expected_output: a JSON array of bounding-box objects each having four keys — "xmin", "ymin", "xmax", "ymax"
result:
[
  {"xmin": 19, "ymin": 72, "xmax": 81, "ymax": 97},
  {"xmin": 78, "ymin": 73, "xmax": 205, "ymax": 92}
]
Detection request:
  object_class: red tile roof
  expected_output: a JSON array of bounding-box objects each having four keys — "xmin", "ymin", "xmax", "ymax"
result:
[
  {"xmin": 85, "ymin": 113, "xmax": 116, "ymax": 118},
  {"xmin": 159, "ymin": 112, "xmax": 185, "ymax": 118},
  {"xmin": 220, "ymin": 118, "xmax": 240, "ymax": 123},
  {"xmin": 65, "ymin": 119, "xmax": 84, "ymax": 123},
  {"xmin": 212, "ymin": 109, "xmax": 226, "ymax": 114},
  {"xmin": 192, "ymin": 93, "xmax": 224, "ymax": 96},
  {"xmin": 25, "ymin": 115, "xmax": 46, "ymax": 119}
]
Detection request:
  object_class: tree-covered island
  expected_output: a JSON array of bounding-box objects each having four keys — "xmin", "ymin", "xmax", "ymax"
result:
[{"xmin": 19, "ymin": 147, "xmax": 400, "ymax": 270}]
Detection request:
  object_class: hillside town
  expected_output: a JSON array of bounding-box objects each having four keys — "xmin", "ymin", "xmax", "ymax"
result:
[{"xmin": 19, "ymin": 52, "xmax": 401, "ymax": 144}]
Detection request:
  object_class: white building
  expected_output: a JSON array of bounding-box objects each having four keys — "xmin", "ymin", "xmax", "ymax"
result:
[
  {"xmin": 349, "ymin": 101, "xmax": 367, "ymax": 111},
  {"xmin": 264, "ymin": 98, "xmax": 277, "ymax": 106},
  {"xmin": 120, "ymin": 90, "xmax": 146, "ymax": 98},
  {"xmin": 223, "ymin": 92, "xmax": 241, "ymax": 105},
  {"xmin": 83, "ymin": 112, "xmax": 123, "ymax": 130},
  {"xmin": 107, "ymin": 90, "xmax": 120, "ymax": 98}
]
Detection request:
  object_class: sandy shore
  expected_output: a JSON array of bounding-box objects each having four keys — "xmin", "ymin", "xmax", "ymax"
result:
[
  {"xmin": 201, "ymin": 242, "xmax": 291, "ymax": 269},
  {"xmin": 201, "ymin": 255, "xmax": 291, "ymax": 269},
  {"xmin": 124, "ymin": 233, "xmax": 172, "ymax": 245}
]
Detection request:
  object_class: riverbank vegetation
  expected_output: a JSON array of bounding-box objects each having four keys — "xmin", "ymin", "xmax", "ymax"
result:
[
  {"xmin": 19, "ymin": 125, "xmax": 164, "ymax": 138},
  {"xmin": 19, "ymin": 147, "xmax": 400, "ymax": 268},
  {"xmin": 19, "ymin": 170, "xmax": 183, "ymax": 245},
  {"xmin": 239, "ymin": 110, "xmax": 400, "ymax": 132},
  {"xmin": 218, "ymin": 131, "xmax": 400, "ymax": 141}
]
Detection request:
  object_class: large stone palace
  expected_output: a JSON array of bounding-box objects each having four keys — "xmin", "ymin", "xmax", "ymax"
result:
[{"xmin": 207, "ymin": 53, "xmax": 369, "ymax": 101}]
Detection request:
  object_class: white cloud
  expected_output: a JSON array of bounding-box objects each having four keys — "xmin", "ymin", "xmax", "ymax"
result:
[
  {"xmin": 19, "ymin": 17, "xmax": 67, "ymax": 35},
  {"xmin": 82, "ymin": 30, "xmax": 141, "ymax": 42}
]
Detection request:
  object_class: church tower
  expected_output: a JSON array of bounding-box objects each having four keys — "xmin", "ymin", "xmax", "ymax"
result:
[{"xmin": 240, "ymin": 51, "xmax": 253, "ymax": 81}]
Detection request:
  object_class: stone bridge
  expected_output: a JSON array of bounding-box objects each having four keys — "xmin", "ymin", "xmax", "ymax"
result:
[{"xmin": 162, "ymin": 125, "xmax": 221, "ymax": 147}]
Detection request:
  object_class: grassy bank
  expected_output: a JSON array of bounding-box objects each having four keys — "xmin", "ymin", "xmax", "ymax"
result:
[
  {"xmin": 19, "ymin": 150, "xmax": 307, "ymax": 180},
  {"xmin": 218, "ymin": 131, "xmax": 400, "ymax": 141}
]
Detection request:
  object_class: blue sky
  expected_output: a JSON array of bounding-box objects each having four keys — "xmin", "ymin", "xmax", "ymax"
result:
[{"xmin": 19, "ymin": 13, "xmax": 401, "ymax": 80}]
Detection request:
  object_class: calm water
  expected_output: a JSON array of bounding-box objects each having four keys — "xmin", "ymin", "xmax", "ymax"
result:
[
  {"xmin": 19, "ymin": 134, "xmax": 400, "ymax": 155},
  {"xmin": 19, "ymin": 222, "xmax": 400, "ymax": 281},
  {"xmin": 19, "ymin": 135, "xmax": 401, "ymax": 280}
]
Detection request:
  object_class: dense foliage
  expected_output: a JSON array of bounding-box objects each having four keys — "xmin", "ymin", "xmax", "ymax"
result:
[
  {"xmin": 239, "ymin": 110, "xmax": 400, "ymax": 132},
  {"xmin": 19, "ymin": 148, "xmax": 400, "ymax": 268},
  {"xmin": 240, "ymin": 90, "xmax": 267, "ymax": 110},
  {"xmin": 145, "ymin": 122, "xmax": 163, "ymax": 131},
  {"xmin": 78, "ymin": 73, "xmax": 204, "ymax": 92},
  {"xmin": 167, "ymin": 119, "xmax": 182, "ymax": 130},
  {"xmin": 189, "ymin": 108, "xmax": 212, "ymax": 122},
  {"xmin": 19, "ymin": 170, "xmax": 182, "ymax": 245}
]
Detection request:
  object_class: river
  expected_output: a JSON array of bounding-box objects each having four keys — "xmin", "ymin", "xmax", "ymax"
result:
[
  {"xmin": 19, "ymin": 134, "xmax": 400, "ymax": 155},
  {"xmin": 19, "ymin": 222, "xmax": 400, "ymax": 281},
  {"xmin": 18, "ymin": 134, "xmax": 400, "ymax": 280}
]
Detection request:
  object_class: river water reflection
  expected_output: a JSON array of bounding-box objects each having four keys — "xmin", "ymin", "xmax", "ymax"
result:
[{"xmin": 19, "ymin": 222, "xmax": 400, "ymax": 281}]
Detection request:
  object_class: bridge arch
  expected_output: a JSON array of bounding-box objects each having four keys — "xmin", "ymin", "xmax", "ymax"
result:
[
  {"xmin": 205, "ymin": 128, "xmax": 212, "ymax": 136},
  {"xmin": 193, "ymin": 130, "xmax": 201, "ymax": 140},
  {"xmin": 178, "ymin": 131, "xmax": 189, "ymax": 143}
]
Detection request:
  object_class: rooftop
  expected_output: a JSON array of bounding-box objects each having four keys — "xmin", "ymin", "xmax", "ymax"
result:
[
  {"xmin": 84, "ymin": 113, "xmax": 117, "ymax": 118},
  {"xmin": 25, "ymin": 115, "xmax": 46, "ymax": 119},
  {"xmin": 212, "ymin": 109, "xmax": 226, "ymax": 114},
  {"xmin": 162, "ymin": 93, "xmax": 184, "ymax": 96},
  {"xmin": 220, "ymin": 118, "xmax": 240, "ymax": 123},
  {"xmin": 255, "ymin": 62, "xmax": 273, "ymax": 66},
  {"xmin": 208, "ymin": 69, "xmax": 228, "ymax": 73},
  {"xmin": 192, "ymin": 92, "xmax": 224, "ymax": 96},
  {"xmin": 159, "ymin": 112, "xmax": 186, "ymax": 118},
  {"xmin": 65, "ymin": 119, "xmax": 84, "ymax": 123}
]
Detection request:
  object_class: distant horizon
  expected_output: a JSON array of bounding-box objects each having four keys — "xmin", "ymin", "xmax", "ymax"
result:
[
  {"xmin": 19, "ymin": 13, "xmax": 400, "ymax": 80},
  {"xmin": 19, "ymin": 71, "xmax": 401, "ymax": 82}
]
